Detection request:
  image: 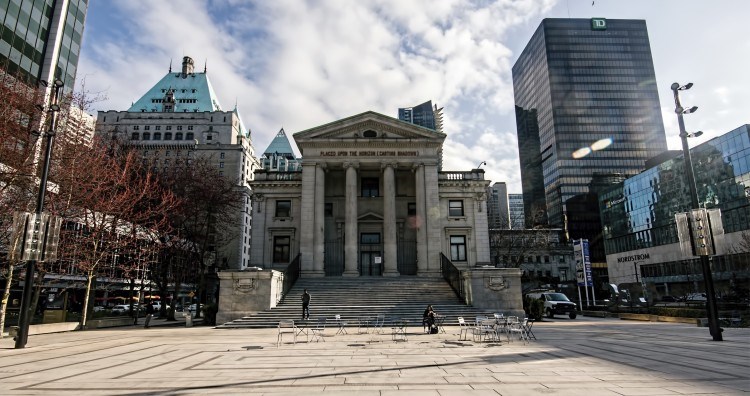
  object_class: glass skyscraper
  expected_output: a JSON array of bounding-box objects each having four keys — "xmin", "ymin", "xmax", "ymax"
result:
[
  {"xmin": 0, "ymin": 0, "xmax": 87, "ymax": 92},
  {"xmin": 398, "ymin": 100, "xmax": 443, "ymax": 133},
  {"xmin": 599, "ymin": 125, "xmax": 750, "ymax": 296},
  {"xmin": 513, "ymin": 18, "xmax": 667, "ymax": 230}
]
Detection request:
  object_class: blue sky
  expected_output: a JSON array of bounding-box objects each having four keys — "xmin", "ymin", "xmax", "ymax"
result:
[{"xmin": 78, "ymin": 0, "xmax": 750, "ymax": 194}]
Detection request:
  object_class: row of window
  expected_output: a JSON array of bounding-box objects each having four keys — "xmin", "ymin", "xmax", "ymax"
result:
[
  {"xmin": 131, "ymin": 132, "xmax": 196, "ymax": 141},
  {"xmin": 133, "ymin": 125, "xmax": 194, "ymax": 131}
]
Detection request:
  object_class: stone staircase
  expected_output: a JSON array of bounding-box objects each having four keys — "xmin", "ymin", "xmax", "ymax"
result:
[{"xmin": 216, "ymin": 276, "xmax": 491, "ymax": 329}]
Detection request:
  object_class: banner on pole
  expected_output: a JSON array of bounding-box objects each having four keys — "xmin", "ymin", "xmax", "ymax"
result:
[{"xmin": 574, "ymin": 239, "xmax": 593, "ymax": 287}]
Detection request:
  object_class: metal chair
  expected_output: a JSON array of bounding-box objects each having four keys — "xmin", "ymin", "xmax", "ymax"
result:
[
  {"xmin": 374, "ymin": 314, "xmax": 386, "ymax": 334},
  {"xmin": 277, "ymin": 320, "xmax": 297, "ymax": 346},
  {"xmin": 391, "ymin": 318, "xmax": 408, "ymax": 341},
  {"xmin": 310, "ymin": 317, "xmax": 326, "ymax": 342},
  {"xmin": 457, "ymin": 316, "xmax": 470, "ymax": 341},
  {"xmin": 335, "ymin": 314, "xmax": 348, "ymax": 335}
]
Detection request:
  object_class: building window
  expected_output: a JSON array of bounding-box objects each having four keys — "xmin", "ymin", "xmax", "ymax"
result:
[
  {"xmin": 133, "ymin": 125, "xmax": 140, "ymax": 130},
  {"xmin": 186, "ymin": 132, "xmax": 194, "ymax": 140},
  {"xmin": 361, "ymin": 177, "xmax": 379, "ymax": 197},
  {"xmin": 131, "ymin": 133, "xmax": 139, "ymax": 140},
  {"xmin": 177, "ymin": 126, "xmax": 183, "ymax": 131},
  {"xmin": 219, "ymin": 162, "xmax": 224, "ymax": 168},
  {"xmin": 407, "ymin": 202, "xmax": 416, "ymax": 216},
  {"xmin": 449, "ymin": 200, "xmax": 464, "ymax": 217},
  {"xmin": 155, "ymin": 126, "xmax": 161, "ymax": 131},
  {"xmin": 166, "ymin": 125, "xmax": 172, "ymax": 130},
  {"xmin": 144, "ymin": 126, "xmax": 150, "ymax": 131},
  {"xmin": 220, "ymin": 152, "xmax": 225, "ymax": 159},
  {"xmin": 165, "ymin": 132, "xmax": 172, "ymax": 140},
  {"xmin": 325, "ymin": 203, "xmax": 333, "ymax": 217},
  {"xmin": 175, "ymin": 132, "xmax": 183, "ymax": 140},
  {"xmin": 275, "ymin": 200, "xmax": 291, "ymax": 218},
  {"xmin": 273, "ymin": 236, "xmax": 291, "ymax": 263},
  {"xmin": 143, "ymin": 132, "xmax": 150, "ymax": 140},
  {"xmin": 188, "ymin": 125, "xmax": 194, "ymax": 130},
  {"xmin": 153, "ymin": 132, "xmax": 161, "ymax": 140},
  {"xmin": 206, "ymin": 134, "xmax": 212, "ymax": 141},
  {"xmin": 450, "ymin": 236, "xmax": 467, "ymax": 261}
]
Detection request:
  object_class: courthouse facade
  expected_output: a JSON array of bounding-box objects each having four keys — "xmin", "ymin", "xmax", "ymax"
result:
[{"xmin": 250, "ymin": 111, "xmax": 491, "ymax": 276}]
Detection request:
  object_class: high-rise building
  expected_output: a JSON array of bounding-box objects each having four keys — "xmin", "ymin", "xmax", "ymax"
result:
[
  {"xmin": 0, "ymin": 0, "xmax": 88, "ymax": 92},
  {"xmin": 513, "ymin": 18, "xmax": 667, "ymax": 230},
  {"xmin": 508, "ymin": 193, "xmax": 525, "ymax": 230},
  {"xmin": 599, "ymin": 125, "xmax": 750, "ymax": 298},
  {"xmin": 260, "ymin": 128, "xmax": 301, "ymax": 172},
  {"xmin": 96, "ymin": 56, "xmax": 260, "ymax": 271},
  {"xmin": 398, "ymin": 100, "xmax": 444, "ymax": 133},
  {"xmin": 487, "ymin": 182, "xmax": 510, "ymax": 229}
]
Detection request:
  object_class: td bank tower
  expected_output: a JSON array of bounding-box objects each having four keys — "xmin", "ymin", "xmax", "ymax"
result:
[{"xmin": 513, "ymin": 18, "xmax": 667, "ymax": 230}]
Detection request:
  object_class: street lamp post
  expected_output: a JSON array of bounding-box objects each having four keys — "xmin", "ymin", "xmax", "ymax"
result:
[
  {"xmin": 15, "ymin": 79, "xmax": 64, "ymax": 349},
  {"xmin": 671, "ymin": 82, "xmax": 723, "ymax": 341}
]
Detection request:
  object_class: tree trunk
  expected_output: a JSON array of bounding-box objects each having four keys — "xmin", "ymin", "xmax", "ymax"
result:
[
  {"xmin": 80, "ymin": 271, "xmax": 93, "ymax": 328},
  {"xmin": 167, "ymin": 281, "xmax": 181, "ymax": 321},
  {"xmin": 0, "ymin": 262, "xmax": 15, "ymax": 338}
]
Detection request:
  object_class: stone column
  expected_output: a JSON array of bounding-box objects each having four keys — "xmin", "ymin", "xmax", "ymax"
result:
[
  {"xmin": 313, "ymin": 164, "xmax": 326, "ymax": 275},
  {"xmin": 299, "ymin": 162, "xmax": 316, "ymax": 275},
  {"xmin": 343, "ymin": 162, "xmax": 359, "ymax": 276},
  {"xmin": 414, "ymin": 163, "xmax": 428, "ymax": 274},
  {"xmin": 382, "ymin": 162, "xmax": 398, "ymax": 276}
]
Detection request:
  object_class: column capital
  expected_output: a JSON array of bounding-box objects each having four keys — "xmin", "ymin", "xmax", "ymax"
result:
[
  {"xmin": 381, "ymin": 161, "xmax": 397, "ymax": 170},
  {"xmin": 343, "ymin": 161, "xmax": 359, "ymax": 169},
  {"xmin": 318, "ymin": 162, "xmax": 328, "ymax": 171},
  {"xmin": 411, "ymin": 162, "xmax": 424, "ymax": 172}
]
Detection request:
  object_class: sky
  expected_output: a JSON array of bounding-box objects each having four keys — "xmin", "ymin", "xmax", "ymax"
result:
[{"xmin": 77, "ymin": 0, "xmax": 750, "ymax": 194}]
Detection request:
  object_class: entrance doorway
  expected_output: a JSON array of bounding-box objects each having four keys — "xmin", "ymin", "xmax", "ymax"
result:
[{"xmin": 359, "ymin": 233, "xmax": 382, "ymax": 276}]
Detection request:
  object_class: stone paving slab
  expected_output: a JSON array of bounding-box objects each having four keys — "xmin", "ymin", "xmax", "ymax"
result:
[{"xmin": 0, "ymin": 316, "xmax": 748, "ymax": 395}]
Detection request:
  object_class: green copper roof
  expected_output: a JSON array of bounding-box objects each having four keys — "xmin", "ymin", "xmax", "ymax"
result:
[{"xmin": 128, "ymin": 69, "xmax": 223, "ymax": 113}]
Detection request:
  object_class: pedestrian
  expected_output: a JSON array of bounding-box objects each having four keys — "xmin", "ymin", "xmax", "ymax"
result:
[
  {"xmin": 301, "ymin": 289, "xmax": 311, "ymax": 320},
  {"xmin": 144, "ymin": 302, "xmax": 154, "ymax": 328}
]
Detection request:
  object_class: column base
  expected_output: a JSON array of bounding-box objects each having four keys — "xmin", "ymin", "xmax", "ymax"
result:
[{"xmin": 300, "ymin": 270, "xmax": 326, "ymax": 278}]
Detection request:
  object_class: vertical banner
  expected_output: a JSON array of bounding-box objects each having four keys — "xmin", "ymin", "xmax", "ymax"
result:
[
  {"xmin": 581, "ymin": 239, "xmax": 593, "ymax": 287},
  {"xmin": 574, "ymin": 239, "xmax": 593, "ymax": 307}
]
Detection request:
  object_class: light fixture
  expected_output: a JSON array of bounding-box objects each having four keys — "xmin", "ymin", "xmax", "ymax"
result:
[
  {"xmin": 476, "ymin": 161, "xmax": 487, "ymax": 168},
  {"xmin": 682, "ymin": 106, "xmax": 699, "ymax": 114}
]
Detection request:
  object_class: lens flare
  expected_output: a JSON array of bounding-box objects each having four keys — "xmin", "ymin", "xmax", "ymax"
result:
[
  {"xmin": 572, "ymin": 147, "xmax": 591, "ymax": 159},
  {"xmin": 591, "ymin": 138, "xmax": 613, "ymax": 151}
]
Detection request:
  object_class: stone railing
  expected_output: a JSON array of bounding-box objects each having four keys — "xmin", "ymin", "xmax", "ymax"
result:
[
  {"xmin": 253, "ymin": 170, "xmax": 302, "ymax": 181},
  {"xmin": 438, "ymin": 169, "xmax": 485, "ymax": 181}
]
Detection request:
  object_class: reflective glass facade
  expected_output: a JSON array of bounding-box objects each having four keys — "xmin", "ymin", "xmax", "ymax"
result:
[
  {"xmin": 513, "ymin": 18, "xmax": 667, "ymax": 229},
  {"xmin": 0, "ymin": 0, "xmax": 87, "ymax": 91},
  {"xmin": 398, "ymin": 100, "xmax": 436, "ymax": 131},
  {"xmin": 600, "ymin": 125, "xmax": 750, "ymax": 254}
]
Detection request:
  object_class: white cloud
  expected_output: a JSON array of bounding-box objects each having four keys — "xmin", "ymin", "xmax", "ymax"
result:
[{"xmin": 79, "ymin": 0, "xmax": 554, "ymax": 193}]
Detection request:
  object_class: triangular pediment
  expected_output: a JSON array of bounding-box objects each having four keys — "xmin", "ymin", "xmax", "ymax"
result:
[
  {"xmin": 358, "ymin": 211, "xmax": 383, "ymax": 222},
  {"xmin": 293, "ymin": 111, "xmax": 446, "ymax": 143}
]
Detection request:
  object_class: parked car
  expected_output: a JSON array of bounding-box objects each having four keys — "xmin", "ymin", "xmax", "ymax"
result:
[
  {"xmin": 526, "ymin": 291, "xmax": 577, "ymax": 319},
  {"xmin": 111, "ymin": 304, "xmax": 130, "ymax": 314},
  {"xmin": 92, "ymin": 305, "xmax": 106, "ymax": 312},
  {"xmin": 685, "ymin": 293, "xmax": 707, "ymax": 301}
]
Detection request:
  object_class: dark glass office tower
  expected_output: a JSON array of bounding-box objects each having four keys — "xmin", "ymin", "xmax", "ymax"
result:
[
  {"xmin": 398, "ymin": 100, "xmax": 443, "ymax": 132},
  {"xmin": 0, "ymin": 0, "xmax": 88, "ymax": 92},
  {"xmin": 513, "ymin": 18, "xmax": 667, "ymax": 231}
]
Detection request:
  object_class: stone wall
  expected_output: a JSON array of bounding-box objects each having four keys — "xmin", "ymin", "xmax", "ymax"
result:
[
  {"xmin": 463, "ymin": 267, "xmax": 524, "ymax": 317},
  {"xmin": 217, "ymin": 269, "xmax": 283, "ymax": 324}
]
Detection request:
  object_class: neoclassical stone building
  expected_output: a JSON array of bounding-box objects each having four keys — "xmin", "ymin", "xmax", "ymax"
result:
[{"xmin": 250, "ymin": 111, "xmax": 491, "ymax": 276}]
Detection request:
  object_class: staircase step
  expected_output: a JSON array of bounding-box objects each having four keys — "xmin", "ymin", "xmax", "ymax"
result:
[{"xmin": 217, "ymin": 277, "xmax": 493, "ymax": 329}]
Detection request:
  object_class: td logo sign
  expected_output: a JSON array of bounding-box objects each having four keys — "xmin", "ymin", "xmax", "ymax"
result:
[{"xmin": 591, "ymin": 18, "xmax": 607, "ymax": 30}]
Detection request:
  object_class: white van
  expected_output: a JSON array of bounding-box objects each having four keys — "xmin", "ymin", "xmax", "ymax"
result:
[{"xmin": 526, "ymin": 291, "xmax": 578, "ymax": 319}]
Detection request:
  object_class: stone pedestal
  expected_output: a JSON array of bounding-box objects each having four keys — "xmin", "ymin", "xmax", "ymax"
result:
[
  {"xmin": 217, "ymin": 269, "xmax": 283, "ymax": 324},
  {"xmin": 463, "ymin": 267, "xmax": 524, "ymax": 317}
]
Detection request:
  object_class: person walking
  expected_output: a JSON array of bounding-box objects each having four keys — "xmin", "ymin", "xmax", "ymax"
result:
[
  {"xmin": 144, "ymin": 302, "xmax": 154, "ymax": 328},
  {"xmin": 301, "ymin": 289, "xmax": 311, "ymax": 320}
]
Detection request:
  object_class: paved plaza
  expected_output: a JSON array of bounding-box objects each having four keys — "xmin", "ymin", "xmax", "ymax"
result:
[{"xmin": 0, "ymin": 316, "xmax": 748, "ymax": 395}]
